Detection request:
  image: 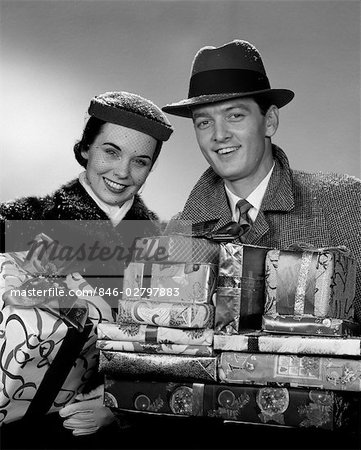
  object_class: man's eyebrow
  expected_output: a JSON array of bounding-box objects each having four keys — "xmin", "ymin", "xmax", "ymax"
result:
[{"xmin": 192, "ymin": 111, "xmax": 212, "ymax": 120}]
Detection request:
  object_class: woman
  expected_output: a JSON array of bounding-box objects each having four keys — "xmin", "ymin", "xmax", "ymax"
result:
[{"xmin": 0, "ymin": 91, "xmax": 173, "ymax": 448}]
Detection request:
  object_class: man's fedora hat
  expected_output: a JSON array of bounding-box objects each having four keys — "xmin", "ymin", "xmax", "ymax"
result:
[{"xmin": 162, "ymin": 39, "xmax": 295, "ymax": 118}]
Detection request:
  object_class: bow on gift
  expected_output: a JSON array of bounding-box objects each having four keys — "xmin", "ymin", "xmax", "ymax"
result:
[
  {"xmin": 177, "ymin": 222, "xmax": 244, "ymax": 243},
  {"xmin": 2, "ymin": 234, "xmax": 89, "ymax": 332}
]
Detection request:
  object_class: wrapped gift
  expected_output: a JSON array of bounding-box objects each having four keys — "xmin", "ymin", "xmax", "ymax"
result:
[
  {"xmin": 199, "ymin": 385, "xmax": 359, "ymax": 431},
  {"xmin": 103, "ymin": 378, "xmax": 360, "ymax": 431},
  {"xmin": 215, "ymin": 244, "xmax": 270, "ymax": 333},
  {"xmin": 104, "ymin": 378, "xmax": 194, "ymax": 416},
  {"xmin": 262, "ymin": 314, "xmax": 360, "ymax": 336},
  {"xmin": 96, "ymin": 340, "xmax": 213, "ymax": 356},
  {"xmin": 264, "ymin": 247, "xmax": 356, "ymax": 327},
  {"xmin": 99, "ymin": 351, "xmax": 217, "ymax": 382},
  {"xmin": 150, "ymin": 263, "xmax": 217, "ymax": 304},
  {"xmin": 118, "ymin": 299, "xmax": 214, "ymax": 329},
  {"xmin": 131, "ymin": 235, "xmax": 220, "ymax": 264},
  {"xmin": 218, "ymin": 352, "xmax": 361, "ymax": 392},
  {"xmin": 0, "ymin": 252, "xmax": 114, "ymax": 424},
  {"xmin": 97, "ymin": 322, "xmax": 214, "ymax": 346},
  {"xmin": 213, "ymin": 332, "xmax": 361, "ymax": 356}
]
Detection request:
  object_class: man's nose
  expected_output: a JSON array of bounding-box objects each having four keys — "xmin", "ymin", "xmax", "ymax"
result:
[{"xmin": 212, "ymin": 119, "xmax": 231, "ymax": 142}]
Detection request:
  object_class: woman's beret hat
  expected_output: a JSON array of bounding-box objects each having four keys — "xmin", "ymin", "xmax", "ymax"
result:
[{"xmin": 89, "ymin": 91, "xmax": 173, "ymax": 141}]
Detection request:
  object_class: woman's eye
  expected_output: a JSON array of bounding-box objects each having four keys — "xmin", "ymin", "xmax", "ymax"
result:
[
  {"xmin": 104, "ymin": 148, "xmax": 118, "ymax": 156},
  {"xmin": 133, "ymin": 159, "xmax": 148, "ymax": 167}
]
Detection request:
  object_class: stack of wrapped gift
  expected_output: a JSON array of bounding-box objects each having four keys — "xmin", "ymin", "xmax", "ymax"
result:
[
  {"xmin": 97, "ymin": 235, "xmax": 220, "ymax": 415},
  {"xmin": 0, "ymin": 236, "xmax": 114, "ymax": 425},
  {"xmin": 213, "ymin": 244, "xmax": 361, "ymax": 431}
]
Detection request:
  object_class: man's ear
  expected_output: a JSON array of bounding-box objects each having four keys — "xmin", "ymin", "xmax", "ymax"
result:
[{"xmin": 265, "ymin": 105, "xmax": 279, "ymax": 137}]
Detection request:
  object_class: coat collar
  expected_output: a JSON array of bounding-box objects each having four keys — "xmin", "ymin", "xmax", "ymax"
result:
[{"xmin": 180, "ymin": 145, "xmax": 295, "ymax": 241}]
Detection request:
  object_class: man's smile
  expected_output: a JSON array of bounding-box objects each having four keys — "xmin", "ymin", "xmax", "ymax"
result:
[{"xmin": 215, "ymin": 146, "xmax": 240, "ymax": 155}]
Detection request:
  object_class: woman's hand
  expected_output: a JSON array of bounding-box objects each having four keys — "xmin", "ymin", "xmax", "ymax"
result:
[{"xmin": 59, "ymin": 385, "xmax": 115, "ymax": 436}]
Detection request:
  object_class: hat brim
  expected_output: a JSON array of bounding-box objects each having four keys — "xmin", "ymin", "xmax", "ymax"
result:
[{"xmin": 162, "ymin": 89, "xmax": 294, "ymax": 118}]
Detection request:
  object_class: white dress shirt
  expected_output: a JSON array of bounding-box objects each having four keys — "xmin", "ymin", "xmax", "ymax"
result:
[
  {"xmin": 79, "ymin": 172, "xmax": 134, "ymax": 227},
  {"xmin": 225, "ymin": 163, "xmax": 275, "ymax": 223}
]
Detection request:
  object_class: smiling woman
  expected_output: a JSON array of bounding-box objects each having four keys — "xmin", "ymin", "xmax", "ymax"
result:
[{"xmin": 0, "ymin": 91, "xmax": 173, "ymax": 447}]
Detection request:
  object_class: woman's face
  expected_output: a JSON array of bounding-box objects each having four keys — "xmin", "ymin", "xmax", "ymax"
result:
[{"xmin": 81, "ymin": 122, "xmax": 157, "ymax": 206}]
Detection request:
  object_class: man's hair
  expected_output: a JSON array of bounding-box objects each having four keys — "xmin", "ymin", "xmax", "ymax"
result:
[
  {"xmin": 252, "ymin": 97, "xmax": 273, "ymax": 116},
  {"xmin": 73, "ymin": 116, "xmax": 162, "ymax": 169}
]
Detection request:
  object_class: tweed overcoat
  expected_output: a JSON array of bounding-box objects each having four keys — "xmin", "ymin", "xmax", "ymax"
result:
[{"xmin": 171, "ymin": 145, "xmax": 361, "ymax": 321}]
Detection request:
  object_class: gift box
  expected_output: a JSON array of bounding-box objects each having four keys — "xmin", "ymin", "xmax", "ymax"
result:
[
  {"xmin": 264, "ymin": 247, "xmax": 356, "ymax": 327},
  {"xmin": 131, "ymin": 235, "xmax": 220, "ymax": 264},
  {"xmin": 97, "ymin": 322, "xmax": 214, "ymax": 346},
  {"xmin": 150, "ymin": 263, "xmax": 217, "ymax": 304},
  {"xmin": 96, "ymin": 340, "xmax": 213, "ymax": 356},
  {"xmin": 199, "ymin": 385, "xmax": 359, "ymax": 431},
  {"xmin": 117, "ymin": 299, "xmax": 214, "ymax": 329},
  {"xmin": 103, "ymin": 378, "xmax": 360, "ymax": 431},
  {"xmin": 123, "ymin": 262, "xmax": 217, "ymax": 304},
  {"xmin": 262, "ymin": 314, "xmax": 360, "ymax": 336},
  {"xmin": 0, "ymin": 252, "xmax": 114, "ymax": 424},
  {"xmin": 215, "ymin": 244, "xmax": 270, "ymax": 333},
  {"xmin": 213, "ymin": 332, "xmax": 361, "ymax": 357},
  {"xmin": 218, "ymin": 352, "xmax": 361, "ymax": 392},
  {"xmin": 104, "ymin": 378, "xmax": 194, "ymax": 416},
  {"xmin": 99, "ymin": 351, "xmax": 217, "ymax": 383}
]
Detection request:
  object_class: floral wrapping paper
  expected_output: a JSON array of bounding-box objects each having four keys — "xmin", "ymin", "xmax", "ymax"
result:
[
  {"xmin": 215, "ymin": 244, "xmax": 270, "ymax": 333},
  {"xmin": 264, "ymin": 248, "xmax": 356, "ymax": 323},
  {"xmin": 218, "ymin": 352, "xmax": 361, "ymax": 392},
  {"xmin": 117, "ymin": 299, "xmax": 214, "ymax": 329},
  {"xmin": 213, "ymin": 332, "xmax": 361, "ymax": 357},
  {"xmin": 97, "ymin": 322, "xmax": 214, "ymax": 345},
  {"xmin": 103, "ymin": 378, "xmax": 360, "ymax": 431},
  {"xmin": 99, "ymin": 351, "xmax": 217, "ymax": 382},
  {"xmin": 0, "ymin": 252, "xmax": 114, "ymax": 424},
  {"xmin": 96, "ymin": 340, "xmax": 213, "ymax": 356},
  {"xmin": 262, "ymin": 314, "xmax": 360, "ymax": 336},
  {"xmin": 132, "ymin": 235, "xmax": 220, "ymax": 264}
]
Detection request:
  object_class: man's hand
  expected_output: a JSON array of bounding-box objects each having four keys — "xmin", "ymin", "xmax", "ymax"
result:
[{"xmin": 59, "ymin": 385, "xmax": 115, "ymax": 436}]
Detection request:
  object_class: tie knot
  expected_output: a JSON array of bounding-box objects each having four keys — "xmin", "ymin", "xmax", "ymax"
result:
[{"xmin": 236, "ymin": 199, "xmax": 252, "ymax": 217}]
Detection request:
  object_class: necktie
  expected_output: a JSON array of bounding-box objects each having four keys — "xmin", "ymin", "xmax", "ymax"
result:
[{"xmin": 236, "ymin": 198, "xmax": 252, "ymax": 241}]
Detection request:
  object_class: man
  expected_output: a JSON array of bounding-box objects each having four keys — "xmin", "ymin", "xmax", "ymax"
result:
[{"xmin": 162, "ymin": 39, "xmax": 361, "ymax": 322}]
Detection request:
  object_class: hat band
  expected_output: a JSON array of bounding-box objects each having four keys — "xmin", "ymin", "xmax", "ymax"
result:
[
  {"xmin": 188, "ymin": 69, "xmax": 271, "ymax": 98},
  {"xmin": 88, "ymin": 102, "xmax": 173, "ymax": 141}
]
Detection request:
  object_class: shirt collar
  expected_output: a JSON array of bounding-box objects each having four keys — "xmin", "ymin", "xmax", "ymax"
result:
[
  {"xmin": 225, "ymin": 162, "xmax": 275, "ymax": 222},
  {"xmin": 79, "ymin": 171, "xmax": 134, "ymax": 226}
]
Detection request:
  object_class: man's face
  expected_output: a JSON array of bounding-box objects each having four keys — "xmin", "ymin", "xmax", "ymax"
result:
[{"xmin": 192, "ymin": 98, "xmax": 277, "ymax": 186}]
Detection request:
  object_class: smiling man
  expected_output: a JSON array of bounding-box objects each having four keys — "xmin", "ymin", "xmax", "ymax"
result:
[{"xmin": 163, "ymin": 39, "xmax": 361, "ymax": 321}]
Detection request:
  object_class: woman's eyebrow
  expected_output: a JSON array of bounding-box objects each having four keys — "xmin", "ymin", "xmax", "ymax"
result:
[{"xmin": 103, "ymin": 142, "xmax": 121, "ymax": 150}]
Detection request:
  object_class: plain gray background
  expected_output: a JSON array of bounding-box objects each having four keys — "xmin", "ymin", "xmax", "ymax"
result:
[{"xmin": 1, "ymin": 0, "xmax": 360, "ymax": 220}]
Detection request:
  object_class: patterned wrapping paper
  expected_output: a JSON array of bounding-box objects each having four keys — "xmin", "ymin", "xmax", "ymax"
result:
[
  {"xmin": 199, "ymin": 384, "xmax": 359, "ymax": 431},
  {"xmin": 131, "ymin": 234, "xmax": 220, "ymax": 264},
  {"xmin": 117, "ymin": 299, "xmax": 214, "ymax": 329},
  {"xmin": 123, "ymin": 262, "xmax": 217, "ymax": 304},
  {"xmin": 215, "ymin": 244, "xmax": 270, "ymax": 333},
  {"xmin": 96, "ymin": 340, "xmax": 213, "ymax": 356},
  {"xmin": 97, "ymin": 322, "xmax": 214, "ymax": 345},
  {"xmin": 99, "ymin": 351, "xmax": 217, "ymax": 382},
  {"xmin": 150, "ymin": 263, "xmax": 217, "ymax": 304},
  {"xmin": 218, "ymin": 352, "xmax": 361, "ymax": 392},
  {"xmin": 0, "ymin": 252, "xmax": 114, "ymax": 424},
  {"xmin": 264, "ymin": 248, "xmax": 356, "ymax": 326},
  {"xmin": 104, "ymin": 377, "xmax": 194, "ymax": 416},
  {"xmin": 213, "ymin": 332, "xmax": 361, "ymax": 357},
  {"xmin": 103, "ymin": 378, "xmax": 360, "ymax": 431},
  {"xmin": 262, "ymin": 314, "xmax": 360, "ymax": 336}
]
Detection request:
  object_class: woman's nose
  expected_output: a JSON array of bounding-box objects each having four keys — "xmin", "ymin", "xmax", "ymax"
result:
[{"xmin": 113, "ymin": 158, "xmax": 130, "ymax": 178}]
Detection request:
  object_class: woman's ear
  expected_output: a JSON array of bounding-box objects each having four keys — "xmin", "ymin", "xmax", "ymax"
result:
[
  {"xmin": 81, "ymin": 148, "xmax": 89, "ymax": 160},
  {"xmin": 265, "ymin": 105, "xmax": 279, "ymax": 138}
]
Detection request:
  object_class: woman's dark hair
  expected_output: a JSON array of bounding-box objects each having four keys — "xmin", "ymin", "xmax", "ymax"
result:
[{"xmin": 73, "ymin": 116, "xmax": 162, "ymax": 168}]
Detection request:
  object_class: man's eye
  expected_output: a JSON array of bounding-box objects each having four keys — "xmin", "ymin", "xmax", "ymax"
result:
[
  {"xmin": 196, "ymin": 120, "xmax": 211, "ymax": 129},
  {"xmin": 229, "ymin": 113, "xmax": 244, "ymax": 120}
]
